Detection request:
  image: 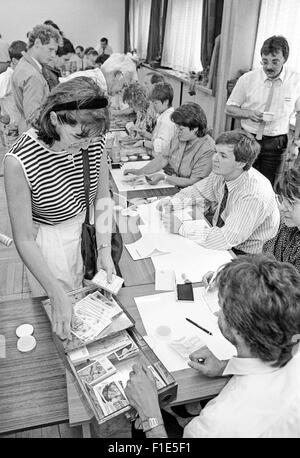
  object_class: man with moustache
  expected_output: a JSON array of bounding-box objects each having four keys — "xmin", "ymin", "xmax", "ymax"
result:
[
  {"xmin": 157, "ymin": 130, "xmax": 280, "ymax": 255},
  {"xmin": 226, "ymin": 36, "xmax": 300, "ymax": 187}
]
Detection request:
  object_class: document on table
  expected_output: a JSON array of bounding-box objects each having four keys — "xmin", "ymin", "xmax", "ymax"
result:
[
  {"xmin": 135, "ymin": 288, "xmax": 237, "ymax": 372},
  {"xmin": 111, "ymin": 161, "xmax": 174, "ymax": 192}
]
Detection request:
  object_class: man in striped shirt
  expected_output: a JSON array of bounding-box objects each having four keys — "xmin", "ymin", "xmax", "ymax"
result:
[{"xmin": 159, "ymin": 130, "xmax": 280, "ymax": 254}]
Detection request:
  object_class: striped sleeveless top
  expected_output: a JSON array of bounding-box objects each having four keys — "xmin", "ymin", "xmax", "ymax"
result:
[{"xmin": 6, "ymin": 129, "xmax": 106, "ymax": 225}]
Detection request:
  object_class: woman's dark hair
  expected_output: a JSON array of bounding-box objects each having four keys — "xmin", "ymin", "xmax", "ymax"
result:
[
  {"xmin": 216, "ymin": 254, "xmax": 300, "ymax": 368},
  {"xmin": 171, "ymin": 102, "xmax": 207, "ymax": 137},
  {"xmin": 36, "ymin": 76, "xmax": 109, "ymax": 146},
  {"xmin": 216, "ymin": 130, "xmax": 260, "ymax": 171}
]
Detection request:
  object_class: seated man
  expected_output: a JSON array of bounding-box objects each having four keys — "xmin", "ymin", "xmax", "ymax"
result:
[
  {"xmin": 124, "ymin": 103, "xmax": 215, "ymax": 188},
  {"xmin": 131, "ymin": 82, "xmax": 176, "ymax": 157},
  {"xmin": 158, "ymin": 130, "xmax": 280, "ymax": 254},
  {"xmin": 126, "ymin": 254, "xmax": 300, "ymax": 438}
]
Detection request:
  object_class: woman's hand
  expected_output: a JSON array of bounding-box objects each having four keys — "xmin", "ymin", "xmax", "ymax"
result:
[
  {"xmin": 123, "ymin": 168, "xmax": 141, "ymax": 176},
  {"xmin": 97, "ymin": 246, "xmax": 115, "ymax": 283},
  {"xmin": 132, "ymin": 140, "xmax": 143, "ymax": 148},
  {"xmin": 145, "ymin": 173, "xmax": 165, "ymax": 186},
  {"xmin": 50, "ymin": 286, "xmax": 73, "ymax": 340},
  {"xmin": 125, "ymin": 364, "xmax": 161, "ymax": 421}
]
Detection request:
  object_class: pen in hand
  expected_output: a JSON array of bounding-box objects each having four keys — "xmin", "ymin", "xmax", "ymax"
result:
[{"xmin": 185, "ymin": 317, "xmax": 213, "ymax": 336}]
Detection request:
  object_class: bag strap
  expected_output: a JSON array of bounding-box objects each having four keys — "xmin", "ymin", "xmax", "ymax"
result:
[{"xmin": 82, "ymin": 149, "xmax": 91, "ymax": 224}]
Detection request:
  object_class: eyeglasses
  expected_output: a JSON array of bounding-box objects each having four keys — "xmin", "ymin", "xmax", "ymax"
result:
[{"xmin": 260, "ymin": 59, "xmax": 282, "ymax": 67}]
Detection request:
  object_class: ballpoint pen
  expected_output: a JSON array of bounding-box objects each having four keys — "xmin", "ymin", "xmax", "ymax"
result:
[{"xmin": 185, "ymin": 317, "xmax": 213, "ymax": 336}]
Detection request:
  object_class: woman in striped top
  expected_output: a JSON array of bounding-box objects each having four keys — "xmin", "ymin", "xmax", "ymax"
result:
[{"xmin": 4, "ymin": 76, "xmax": 114, "ymax": 339}]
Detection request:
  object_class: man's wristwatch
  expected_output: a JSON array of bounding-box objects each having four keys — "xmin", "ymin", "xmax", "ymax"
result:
[{"xmin": 142, "ymin": 417, "xmax": 164, "ymax": 432}]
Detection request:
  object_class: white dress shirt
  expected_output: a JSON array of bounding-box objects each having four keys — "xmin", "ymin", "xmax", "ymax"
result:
[
  {"xmin": 152, "ymin": 107, "xmax": 176, "ymax": 157},
  {"xmin": 184, "ymin": 352, "xmax": 300, "ymax": 438},
  {"xmin": 170, "ymin": 168, "xmax": 280, "ymax": 253},
  {"xmin": 227, "ymin": 66, "xmax": 300, "ymax": 136}
]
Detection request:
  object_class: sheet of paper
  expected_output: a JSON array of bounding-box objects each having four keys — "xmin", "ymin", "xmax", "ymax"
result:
[
  {"xmin": 111, "ymin": 162, "xmax": 174, "ymax": 192},
  {"xmin": 135, "ymin": 288, "xmax": 237, "ymax": 371}
]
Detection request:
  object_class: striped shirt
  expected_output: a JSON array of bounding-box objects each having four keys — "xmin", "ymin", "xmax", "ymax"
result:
[
  {"xmin": 169, "ymin": 168, "xmax": 280, "ymax": 253},
  {"xmin": 227, "ymin": 66, "xmax": 300, "ymax": 136},
  {"xmin": 5, "ymin": 129, "xmax": 106, "ymax": 225}
]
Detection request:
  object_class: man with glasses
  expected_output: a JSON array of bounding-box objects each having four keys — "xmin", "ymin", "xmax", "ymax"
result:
[{"xmin": 226, "ymin": 36, "xmax": 300, "ymax": 187}]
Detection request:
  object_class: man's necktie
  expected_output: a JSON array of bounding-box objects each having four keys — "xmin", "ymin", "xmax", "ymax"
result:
[
  {"xmin": 256, "ymin": 79, "xmax": 275, "ymax": 140},
  {"xmin": 215, "ymin": 184, "xmax": 228, "ymax": 228}
]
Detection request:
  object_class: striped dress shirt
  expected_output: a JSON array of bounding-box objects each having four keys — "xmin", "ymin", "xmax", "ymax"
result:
[{"xmin": 169, "ymin": 168, "xmax": 280, "ymax": 253}]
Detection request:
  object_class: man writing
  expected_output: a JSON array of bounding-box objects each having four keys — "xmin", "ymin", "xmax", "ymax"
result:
[
  {"xmin": 226, "ymin": 35, "xmax": 300, "ymax": 187},
  {"xmin": 12, "ymin": 24, "xmax": 61, "ymax": 133},
  {"xmin": 158, "ymin": 130, "xmax": 279, "ymax": 255},
  {"xmin": 126, "ymin": 254, "xmax": 300, "ymax": 438}
]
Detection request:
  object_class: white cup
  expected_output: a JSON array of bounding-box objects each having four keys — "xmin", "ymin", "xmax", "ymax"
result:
[{"xmin": 263, "ymin": 111, "xmax": 274, "ymax": 122}]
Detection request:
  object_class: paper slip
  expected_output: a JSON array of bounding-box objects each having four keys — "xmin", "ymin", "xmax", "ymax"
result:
[
  {"xmin": 91, "ymin": 269, "xmax": 124, "ymax": 295},
  {"xmin": 155, "ymin": 269, "xmax": 176, "ymax": 291},
  {"xmin": 68, "ymin": 346, "xmax": 90, "ymax": 364}
]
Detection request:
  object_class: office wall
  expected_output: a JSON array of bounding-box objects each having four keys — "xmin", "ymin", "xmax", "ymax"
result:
[{"xmin": 0, "ymin": 0, "xmax": 125, "ymax": 51}]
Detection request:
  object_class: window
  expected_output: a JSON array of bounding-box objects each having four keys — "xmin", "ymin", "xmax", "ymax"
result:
[
  {"xmin": 161, "ymin": 0, "xmax": 204, "ymax": 73},
  {"xmin": 129, "ymin": 0, "xmax": 151, "ymax": 58}
]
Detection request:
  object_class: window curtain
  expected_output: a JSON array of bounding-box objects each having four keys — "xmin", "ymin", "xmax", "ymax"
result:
[
  {"xmin": 252, "ymin": 0, "xmax": 300, "ymax": 72},
  {"xmin": 201, "ymin": 0, "xmax": 224, "ymax": 71},
  {"xmin": 129, "ymin": 0, "xmax": 151, "ymax": 59},
  {"xmin": 161, "ymin": 0, "xmax": 204, "ymax": 73},
  {"xmin": 124, "ymin": 0, "xmax": 131, "ymax": 53},
  {"xmin": 146, "ymin": 0, "xmax": 168, "ymax": 63}
]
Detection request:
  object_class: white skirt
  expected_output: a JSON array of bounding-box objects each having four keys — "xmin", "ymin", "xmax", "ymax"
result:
[{"xmin": 27, "ymin": 212, "xmax": 86, "ymax": 297}]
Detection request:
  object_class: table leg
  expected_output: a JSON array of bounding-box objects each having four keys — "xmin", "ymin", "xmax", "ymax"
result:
[{"xmin": 81, "ymin": 422, "xmax": 92, "ymax": 438}]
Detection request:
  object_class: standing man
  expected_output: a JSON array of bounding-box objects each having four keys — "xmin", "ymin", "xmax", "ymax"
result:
[
  {"xmin": 12, "ymin": 24, "xmax": 61, "ymax": 133},
  {"xmin": 226, "ymin": 36, "xmax": 300, "ymax": 187}
]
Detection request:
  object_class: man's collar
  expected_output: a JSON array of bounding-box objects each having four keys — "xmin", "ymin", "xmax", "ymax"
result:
[
  {"xmin": 23, "ymin": 52, "xmax": 43, "ymax": 72},
  {"xmin": 223, "ymin": 170, "xmax": 247, "ymax": 190},
  {"xmin": 223, "ymin": 356, "xmax": 278, "ymax": 376}
]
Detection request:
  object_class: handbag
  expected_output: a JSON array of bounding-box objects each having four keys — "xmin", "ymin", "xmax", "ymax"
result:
[
  {"xmin": 81, "ymin": 150, "xmax": 124, "ymax": 280},
  {"xmin": 81, "ymin": 149, "xmax": 98, "ymax": 280}
]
